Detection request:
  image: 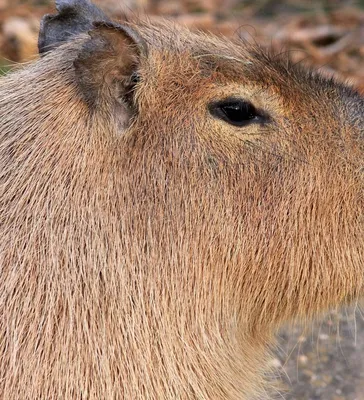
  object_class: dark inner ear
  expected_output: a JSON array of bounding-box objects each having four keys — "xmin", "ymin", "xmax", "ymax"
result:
[
  {"xmin": 38, "ymin": 0, "xmax": 110, "ymax": 55},
  {"xmin": 74, "ymin": 22, "xmax": 145, "ymax": 128}
]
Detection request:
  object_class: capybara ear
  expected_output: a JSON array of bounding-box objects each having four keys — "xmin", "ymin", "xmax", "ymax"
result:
[
  {"xmin": 74, "ymin": 22, "xmax": 145, "ymax": 124},
  {"xmin": 38, "ymin": 0, "xmax": 110, "ymax": 55}
]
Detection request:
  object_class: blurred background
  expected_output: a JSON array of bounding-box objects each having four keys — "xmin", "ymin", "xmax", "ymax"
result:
[{"xmin": 1, "ymin": 1, "xmax": 364, "ymax": 399}]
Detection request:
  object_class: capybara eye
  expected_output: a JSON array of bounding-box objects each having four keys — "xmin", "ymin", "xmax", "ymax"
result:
[
  {"xmin": 209, "ymin": 98, "xmax": 264, "ymax": 127},
  {"xmin": 130, "ymin": 72, "xmax": 140, "ymax": 84}
]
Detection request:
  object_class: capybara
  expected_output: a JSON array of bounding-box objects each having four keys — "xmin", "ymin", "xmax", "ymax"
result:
[{"xmin": 0, "ymin": 0, "xmax": 363, "ymax": 398}]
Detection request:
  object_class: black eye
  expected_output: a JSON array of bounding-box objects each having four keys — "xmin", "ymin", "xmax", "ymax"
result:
[
  {"xmin": 208, "ymin": 98, "xmax": 265, "ymax": 127},
  {"xmin": 130, "ymin": 72, "xmax": 140, "ymax": 84}
]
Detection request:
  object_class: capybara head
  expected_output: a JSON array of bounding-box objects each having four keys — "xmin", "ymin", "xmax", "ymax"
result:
[{"xmin": 0, "ymin": 0, "xmax": 363, "ymax": 398}]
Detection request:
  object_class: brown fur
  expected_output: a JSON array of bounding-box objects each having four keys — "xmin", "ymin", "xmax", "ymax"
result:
[{"xmin": 0, "ymin": 10, "xmax": 363, "ymax": 400}]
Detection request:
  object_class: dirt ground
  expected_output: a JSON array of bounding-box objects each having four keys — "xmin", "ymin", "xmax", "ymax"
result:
[
  {"xmin": 1, "ymin": 1, "xmax": 364, "ymax": 399},
  {"xmin": 276, "ymin": 307, "xmax": 364, "ymax": 400}
]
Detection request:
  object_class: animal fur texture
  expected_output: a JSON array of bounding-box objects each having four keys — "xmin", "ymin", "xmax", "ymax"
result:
[{"xmin": 0, "ymin": 1, "xmax": 363, "ymax": 398}]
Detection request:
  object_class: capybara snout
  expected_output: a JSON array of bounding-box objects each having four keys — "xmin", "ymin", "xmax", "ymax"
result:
[{"xmin": 0, "ymin": 0, "xmax": 363, "ymax": 399}]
